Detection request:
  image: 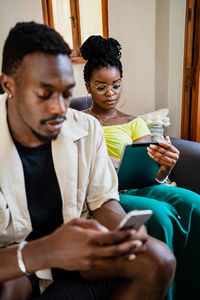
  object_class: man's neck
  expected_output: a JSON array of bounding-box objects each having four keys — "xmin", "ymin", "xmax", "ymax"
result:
[{"xmin": 7, "ymin": 99, "xmax": 44, "ymax": 147}]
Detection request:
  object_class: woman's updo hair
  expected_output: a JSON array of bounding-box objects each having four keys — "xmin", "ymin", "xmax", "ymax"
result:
[{"xmin": 80, "ymin": 35, "xmax": 123, "ymax": 82}]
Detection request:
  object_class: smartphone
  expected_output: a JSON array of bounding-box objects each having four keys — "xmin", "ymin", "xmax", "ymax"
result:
[{"xmin": 116, "ymin": 209, "xmax": 153, "ymax": 231}]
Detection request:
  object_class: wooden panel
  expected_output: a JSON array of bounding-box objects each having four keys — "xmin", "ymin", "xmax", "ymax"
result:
[
  {"xmin": 190, "ymin": 0, "xmax": 200, "ymax": 141},
  {"xmin": 41, "ymin": 0, "xmax": 54, "ymax": 27},
  {"xmin": 102, "ymin": 0, "xmax": 109, "ymax": 38},
  {"xmin": 69, "ymin": 0, "xmax": 82, "ymax": 58},
  {"xmin": 181, "ymin": 0, "xmax": 195, "ymax": 139},
  {"xmin": 41, "ymin": 0, "xmax": 109, "ymax": 65}
]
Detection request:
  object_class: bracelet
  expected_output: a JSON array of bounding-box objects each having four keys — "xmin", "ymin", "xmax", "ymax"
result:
[
  {"xmin": 17, "ymin": 241, "xmax": 30, "ymax": 275},
  {"xmin": 155, "ymin": 175, "xmax": 169, "ymax": 184}
]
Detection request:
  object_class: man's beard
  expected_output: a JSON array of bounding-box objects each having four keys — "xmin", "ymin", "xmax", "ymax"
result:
[
  {"xmin": 30, "ymin": 115, "xmax": 66, "ymax": 143},
  {"xmin": 30, "ymin": 128, "xmax": 59, "ymax": 143}
]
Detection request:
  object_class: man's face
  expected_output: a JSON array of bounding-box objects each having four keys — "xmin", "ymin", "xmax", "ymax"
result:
[{"xmin": 8, "ymin": 52, "xmax": 75, "ymax": 145}]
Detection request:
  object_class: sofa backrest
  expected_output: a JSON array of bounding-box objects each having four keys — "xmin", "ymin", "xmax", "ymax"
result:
[
  {"xmin": 170, "ymin": 137, "xmax": 200, "ymax": 194},
  {"xmin": 70, "ymin": 96, "xmax": 200, "ymax": 194},
  {"xmin": 70, "ymin": 96, "xmax": 92, "ymax": 111}
]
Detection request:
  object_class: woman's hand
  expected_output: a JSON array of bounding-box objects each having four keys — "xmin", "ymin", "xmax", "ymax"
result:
[{"xmin": 147, "ymin": 136, "xmax": 179, "ymax": 180}]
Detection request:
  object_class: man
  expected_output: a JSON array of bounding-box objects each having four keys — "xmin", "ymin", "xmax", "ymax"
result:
[{"xmin": 0, "ymin": 22, "xmax": 175, "ymax": 300}]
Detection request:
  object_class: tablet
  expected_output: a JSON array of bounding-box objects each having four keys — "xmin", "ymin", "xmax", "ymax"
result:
[{"xmin": 117, "ymin": 142, "xmax": 160, "ymax": 190}]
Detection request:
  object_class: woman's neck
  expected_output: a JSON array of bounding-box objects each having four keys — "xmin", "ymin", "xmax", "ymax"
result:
[
  {"xmin": 89, "ymin": 105, "xmax": 123, "ymax": 126},
  {"xmin": 90, "ymin": 105, "xmax": 118, "ymax": 118}
]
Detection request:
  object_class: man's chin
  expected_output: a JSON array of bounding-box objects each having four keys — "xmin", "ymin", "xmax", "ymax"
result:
[{"xmin": 31, "ymin": 128, "xmax": 59, "ymax": 143}]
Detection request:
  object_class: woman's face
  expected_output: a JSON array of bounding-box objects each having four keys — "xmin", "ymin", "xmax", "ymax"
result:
[{"xmin": 87, "ymin": 67, "xmax": 122, "ymax": 110}]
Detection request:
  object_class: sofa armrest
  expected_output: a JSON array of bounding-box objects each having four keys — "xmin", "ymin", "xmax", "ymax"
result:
[{"xmin": 170, "ymin": 137, "xmax": 200, "ymax": 194}]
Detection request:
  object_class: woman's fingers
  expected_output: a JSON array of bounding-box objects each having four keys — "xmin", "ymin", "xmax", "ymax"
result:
[
  {"xmin": 147, "ymin": 150, "xmax": 177, "ymax": 167},
  {"xmin": 147, "ymin": 141, "xmax": 179, "ymax": 167}
]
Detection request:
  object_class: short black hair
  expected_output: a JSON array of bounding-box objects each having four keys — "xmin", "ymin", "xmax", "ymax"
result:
[
  {"xmin": 80, "ymin": 35, "xmax": 123, "ymax": 82},
  {"xmin": 1, "ymin": 21, "xmax": 71, "ymax": 76}
]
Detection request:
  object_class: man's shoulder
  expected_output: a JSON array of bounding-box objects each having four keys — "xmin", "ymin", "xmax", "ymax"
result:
[
  {"xmin": 60, "ymin": 108, "xmax": 103, "ymax": 142},
  {"xmin": 0, "ymin": 93, "xmax": 7, "ymax": 106},
  {"xmin": 67, "ymin": 108, "xmax": 100, "ymax": 129}
]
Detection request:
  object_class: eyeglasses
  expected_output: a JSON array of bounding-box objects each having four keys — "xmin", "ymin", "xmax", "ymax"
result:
[{"xmin": 89, "ymin": 80, "xmax": 122, "ymax": 95}]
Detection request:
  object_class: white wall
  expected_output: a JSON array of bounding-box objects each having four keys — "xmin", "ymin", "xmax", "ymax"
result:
[
  {"xmin": 0, "ymin": 0, "xmax": 43, "ymax": 70},
  {"xmin": 108, "ymin": 0, "xmax": 186, "ymax": 137},
  {"xmin": 108, "ymin": 0, "xmax": 156, "ymax": 116},
  {"xmin": 73, "ymin": 0, "xmax": 186, "ymax": 137},
  {"xmin": 155, "ymin": 0, "xmax": 170, "ymax": 110},
  {"xmin": 154, "ymin": 0, "xmax": 186, "ymax": 137},
  {"xmin": 0, "ymin": 0, "xmax": 186, "ymax": 137},
  {"xmin": 167, "ymin": 0, "xmax": 186, "ymax": 137}
]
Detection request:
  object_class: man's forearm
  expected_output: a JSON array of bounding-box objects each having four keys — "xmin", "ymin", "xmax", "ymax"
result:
[
  {"xmin": 92, "ymin": 200, "xmax": 126, "ymax": 230},
  {"xmin": 0, "ymin": 236, "xmax": 50, "ymax": 283}
]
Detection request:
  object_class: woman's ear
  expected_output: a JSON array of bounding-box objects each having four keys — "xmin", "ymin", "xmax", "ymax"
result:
[
  {"xmin": 1, "ymin": 74, "xmax": 14, "ymax": 96},
  {"xmin": 85, "ymin": 82, "xmax": 91, "ymax": 94}
]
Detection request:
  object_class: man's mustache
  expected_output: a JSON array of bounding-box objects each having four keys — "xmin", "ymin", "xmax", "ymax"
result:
[{"xmin": 40, "ymin": 115, "xmax": 67, "ymax": 125}]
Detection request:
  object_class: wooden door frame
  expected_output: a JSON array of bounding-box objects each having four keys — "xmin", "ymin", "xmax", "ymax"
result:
[
  {"xmin": 190, "ymin": 0, "xmax": 200, "ymax": 141},
  {"xmin": 181, "ymin": 0, "xmax": 200, "ymax": 142},
  {"xmin": 181, "ymin": 0, "xmax": 195, "ymax": 140}
]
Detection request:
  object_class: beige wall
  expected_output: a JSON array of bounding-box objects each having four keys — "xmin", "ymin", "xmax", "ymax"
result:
[
  {"xmin": 73, "ymin": 0, "xmax": 186, "ymax": 137},
  {"xmin": 108, "ymin": 0, "xmax": 156, "ymax": 116},
  {"xmin": 155, "ymin": 0, "xmax": 186, "ymax": 137},
  {"xmin": 0, "ymin": 0, "xmax": 43, "ymax": 69},
  {"xmin": 155, "ymin": 0, "xmax": 170, "ymax": 111},
  {"xmin": 0, "ymin": 0, "xmax": 186, "ymax": 137},
  {"xmin": 167, "ymin": 0, "xmax": 186, "ymax": 137}
]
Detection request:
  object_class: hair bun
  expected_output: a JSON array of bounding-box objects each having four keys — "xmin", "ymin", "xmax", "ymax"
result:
[{"xmin": 80, "ymin": 35, "xmax": 121, "ymax": 61}]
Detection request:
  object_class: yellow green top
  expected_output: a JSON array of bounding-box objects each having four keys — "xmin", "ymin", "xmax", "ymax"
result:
[{"xmin": 103, "ymin": 117, "xmax": 151, "ymax": 159}]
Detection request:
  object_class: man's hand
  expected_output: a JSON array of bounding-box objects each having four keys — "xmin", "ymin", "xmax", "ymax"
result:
[
  {"xmin": 147, "ymin": 136, "xmax": 179, "ymax": 179},
  {"xmin": 39, "ymin": 218, "xmax": 148, "ymax": 272}
]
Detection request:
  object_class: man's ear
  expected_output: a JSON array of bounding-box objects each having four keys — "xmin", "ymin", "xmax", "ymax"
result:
[
  {"xmin": 0, "ymin": 74, "xmax": 15, "ymax": 96},
  {"xmin": 85, "ymin": 82, "xmax": 91, "ymax": 94}
]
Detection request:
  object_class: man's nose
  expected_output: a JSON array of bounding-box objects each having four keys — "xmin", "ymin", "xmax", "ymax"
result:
[{"xmin": 49, "ymin": 96, "xmax": 66, "ymax": 114}]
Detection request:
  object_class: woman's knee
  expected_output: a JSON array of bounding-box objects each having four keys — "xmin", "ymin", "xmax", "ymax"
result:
[{"xmin": 146, "ymin": 210, "xmax": 174, "ymax": 242}]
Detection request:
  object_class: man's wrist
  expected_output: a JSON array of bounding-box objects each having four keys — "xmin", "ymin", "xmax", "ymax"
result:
[
  {"xmin": 17, "ymin": 241, "xmax": 30, "ymax": 275},
  {"xmin": 23, "ymin": 236, "xmax": 53, "ymax": 273}
]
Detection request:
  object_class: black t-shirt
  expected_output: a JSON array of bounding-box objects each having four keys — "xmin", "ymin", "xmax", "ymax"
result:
[{"xmin": 14, "ymin": 140, "xmax": 63, "ymax": 241}]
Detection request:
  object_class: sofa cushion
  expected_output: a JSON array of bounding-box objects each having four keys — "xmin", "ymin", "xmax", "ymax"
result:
[{"xmin": 139, "ymin": 109, "xmax": 170, "ymax": 141}]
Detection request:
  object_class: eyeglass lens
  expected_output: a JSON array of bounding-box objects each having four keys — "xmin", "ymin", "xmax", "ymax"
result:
[{"xmin": 95, "ymin": 82, "xmax": 122, "ymax": 94}]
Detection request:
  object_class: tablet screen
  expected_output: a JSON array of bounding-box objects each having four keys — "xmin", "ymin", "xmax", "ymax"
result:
[{"xmin": 117, "ymin": 142, "xmax": 160, "ymax": 190}]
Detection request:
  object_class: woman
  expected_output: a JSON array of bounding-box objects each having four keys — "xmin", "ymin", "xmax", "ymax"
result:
[{"xmin": 80, "ymin": 35, "xmax": 200, "ymax": 300}]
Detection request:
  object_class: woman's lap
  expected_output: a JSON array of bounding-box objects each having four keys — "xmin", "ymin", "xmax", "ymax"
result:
[
  {"xmin": 120, "ymin": 185, "xmax": 200, "ymax": 232},
  {"xmin": 119, "ymin": 184, "xmax": 200, "ymax": 300}
]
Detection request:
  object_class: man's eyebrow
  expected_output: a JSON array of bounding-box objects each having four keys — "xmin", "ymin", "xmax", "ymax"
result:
[{"xmin": 39, "ymin": 82, "xmax": 76, "ymax": 89}]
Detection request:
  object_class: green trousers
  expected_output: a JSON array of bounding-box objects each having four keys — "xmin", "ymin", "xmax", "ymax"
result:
[{"xmin": 119, "ymin": 185, "xmax": 200, "ymax": 300}]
